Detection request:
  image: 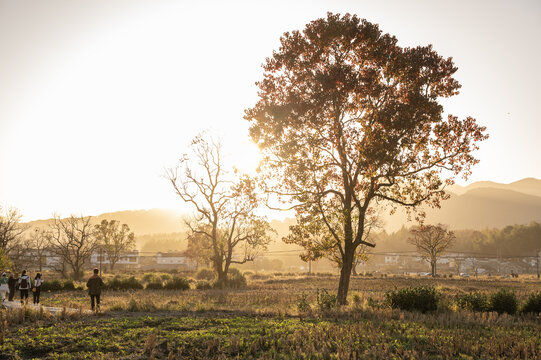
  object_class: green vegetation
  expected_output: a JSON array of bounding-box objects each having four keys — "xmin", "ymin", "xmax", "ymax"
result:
[
  {"xmin": 521, "ymin": 291, "xmax": 541, "ymax": 314},
  {"xmin": 1, "ymin": 311, "xmax": 540, "ymax": 359},
  {"xmin": 2, "ymin": 274, "xmax": 541, "ymax": 359},
  {"xmin": 456, "ymin": 291, "xmax": 491, "ymax": 312},
  {"xmin": 385, "ymin": 285, "xmax": 439, "ymax": 313},
  {"xmin": 163, "ymin": 276, "xmax": 190, "ymax": 290},
  {"xmin": 490, "ymin": 288, "xmax": 518, "ymax": 315}
]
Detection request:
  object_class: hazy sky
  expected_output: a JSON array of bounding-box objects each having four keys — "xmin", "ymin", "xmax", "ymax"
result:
[{"xmin": 1, "ymin": 0, "xmax": 540, "ymax": 221}]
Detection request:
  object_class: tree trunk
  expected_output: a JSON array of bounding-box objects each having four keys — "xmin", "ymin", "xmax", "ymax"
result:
[
  {"xmin": 431, "ymin": 261, "xmax": 436, "ymax": 277},
  {"xmin": 337, "ymin": 252, "xmax": 354, "ymax": 305}
]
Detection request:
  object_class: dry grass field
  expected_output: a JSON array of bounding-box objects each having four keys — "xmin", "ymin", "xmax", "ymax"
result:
[{"xmin": 0, "ymin": 273, "xmax": 540, "ymax": 359}]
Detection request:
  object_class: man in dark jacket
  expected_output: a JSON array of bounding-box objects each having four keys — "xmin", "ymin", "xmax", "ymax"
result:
[{"xmin": 86, "ymin": 268, "xmax": 104, "ymax": 311}]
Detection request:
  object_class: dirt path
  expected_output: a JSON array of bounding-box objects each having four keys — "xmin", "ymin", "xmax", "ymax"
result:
[{"xmin": 1, "ymin": 299, "xmax": 92, "ymax": 315}]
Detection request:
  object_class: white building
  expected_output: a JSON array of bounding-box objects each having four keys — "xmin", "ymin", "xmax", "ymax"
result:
[{"xmin": 90, "ymin": 250, "xmax": 139, "ymax": 269}]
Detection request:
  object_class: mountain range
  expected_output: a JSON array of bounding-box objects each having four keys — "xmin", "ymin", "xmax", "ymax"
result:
[
  {"xmin": 22, "ymin": 178, "xmax": 541, "ymax": 235},
  {"xmin": 383, "ymin": 177, "xmax": 541, "ymax": 231}
]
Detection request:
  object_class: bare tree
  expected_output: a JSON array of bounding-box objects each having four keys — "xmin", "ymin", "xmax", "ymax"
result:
[
  {"xmin": 408, "ymin": 224, "xmax": 455, "ymax": 277},
  {"xmin": 0, "ymin": 206, "xmax": 28, "ymax": 254},
  {"xmin": 48, "ymin": 215, "xmax": 97, "ymax": 280},
  {"xmin": 94, "ymin": 219, "xmax": 135, "ymax": 271},
  {"xmin": 28, "ymin": 228, "xmax": 49, "ymax": 272},
  {"xmin": 166, "ymin": 135, "xmax": 273, "ymax": 285}
]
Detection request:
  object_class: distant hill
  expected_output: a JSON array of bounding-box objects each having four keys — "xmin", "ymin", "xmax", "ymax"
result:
[
  {"xmin": 24, "ymin": 209, "xmax": 186, "ymax": 235},
  {"xmin": 21, "ymin": 177, "xmax": 541, "ymax": 237},
  {"xmin": 448, "ymin": 177, "xmax": 541, "ymax": 198},
  {"xmin": 384, "ymin": 181, "xmax": 541, "ymax": 231}
]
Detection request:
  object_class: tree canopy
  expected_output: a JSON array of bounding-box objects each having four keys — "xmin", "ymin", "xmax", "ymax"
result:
[{"xmin": 245, "ymin": 13, "xmax": 487, "ymax": 304}]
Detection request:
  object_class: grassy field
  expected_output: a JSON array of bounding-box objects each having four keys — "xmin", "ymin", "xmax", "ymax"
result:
[{"xmin": 1, "ymin": 273, "xmax": 540, "ymax": 359}]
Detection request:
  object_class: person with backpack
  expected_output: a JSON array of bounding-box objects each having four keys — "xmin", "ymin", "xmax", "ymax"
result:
[
  {"xmin": 8, "ymin": 273, "xmax": 16, "ymax": 301},
  {"xmin": 0, "ymin": 273, "xmax": 9, "ymax": 302},
  {"xmin": 33, "ymin": 273, "xmax": 43, "ymax": 304},
  {"xmin": 86, "ymin": 268, "xmax": 104, "ymax": 311},
  {"xmin": 18, "ymin": 270, "xmax": 32, "ymax": 305}
]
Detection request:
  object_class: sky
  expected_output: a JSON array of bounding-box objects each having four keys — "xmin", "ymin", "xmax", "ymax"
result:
[{"xmin": 0, "ymin": 0, "xmax": 540, "ymax": 222}]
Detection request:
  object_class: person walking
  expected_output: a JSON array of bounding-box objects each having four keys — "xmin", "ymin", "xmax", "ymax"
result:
[
  {"xmin": 18, "ymin": 270, "xmax": 32, "ymax": 305},
  {"xmin": 8, "ymin": 273, "xmax": 16, "ymax": 301},
  {"xmin": 86, "ymin": 268, "xmax": 104, "ymax": 311},
  {"xmin": 33, "ymin": 273, "xmax": 43, "ymax": 304},
  {"xmin": 0, "ymin": 273, "xmax": 9, "ymax": 302}
]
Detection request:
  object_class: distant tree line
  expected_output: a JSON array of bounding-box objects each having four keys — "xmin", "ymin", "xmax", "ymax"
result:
[
  {"xmin": 374, "ymin": 222, "xmax": 541, "ymax": 257},
  {"xmin": 0, "ymin": 207, "xmax": 135, "ymax": 280}
]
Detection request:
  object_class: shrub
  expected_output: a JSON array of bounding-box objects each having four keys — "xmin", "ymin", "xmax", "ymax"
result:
[
  {"xmin": 107, "ymin": 276, "xmax": 144, "ymax": 291},
  {"xmin": 316, "ymin": 289, "xmax": 336, "ymax": 311},
  {"xmin": 163, "ymin": 276, "xmax": 190, "ymax": 290},
  {"xmin": 62, "ymin": 280, "xmax": 76, "ymax": 291},
  {"xmin": 195, "ymin": 280, "xmax": 212, "ymax": 290},
  {"xmin": 490, "ymin": 288, "xmax": 518, "ymax": 315},
  {"xmin": 367, "ymin": 297, "xmax": 384, "ymax": 310},
  {"xmin": 195, "ymin": 268, "xmax": 215, "ymax": 281},
  {"xmin": 145, "ymin": 280, "xmax": 164, "ymax": 290},
  {"xmin": 456, "ymin": 291, "xmax": 490, "ymax": 312},
  {"xmin": 297, "ymin": 292, "xmax": 311, "ymax": 314},
  {"xmin": 351, "ymin": 293, "xmax": 362, "ymax": 307},
  {"xmin": 41, "ymin": 279, "xmax": 63, "ymax": 291},
  {"xmin": 521, "ymin": 291, "xmax": 541, "ymax": 314},
  {"xmin": 225, "ymin": 268, "xmax": 246, "ymax": 289},
  {"xmin": 385, "ymin": 285, "xmax": 439, "ymax": 313},
  {"xmin": 249, "ymin": 273, "xmax": 272, "ymax": 280},
  {"xmin": 142, "ymin": 273, "xmax": 156, "ymax": 283},
  {"xmin": 160, "ymin": 274, "xmax": 172, "ymax": 282}
]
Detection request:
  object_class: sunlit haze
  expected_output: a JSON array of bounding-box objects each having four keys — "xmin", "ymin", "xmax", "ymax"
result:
[{"xmin": 1, "ymin": 0, "xmax": 540, "ymax": 221}]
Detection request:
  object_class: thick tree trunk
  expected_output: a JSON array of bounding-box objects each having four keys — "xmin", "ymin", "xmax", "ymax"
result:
[{"xmin": 337, "ymin": 251, "xmax": 354, "ymax": 305}]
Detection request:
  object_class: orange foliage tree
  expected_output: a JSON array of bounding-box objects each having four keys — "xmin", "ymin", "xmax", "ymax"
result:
[{"xmin": 245, "ymin": 13, "xmax": 487, "ymax": 304}]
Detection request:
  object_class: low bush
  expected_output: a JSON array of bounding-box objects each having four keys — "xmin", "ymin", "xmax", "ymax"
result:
[
  {"xmin": 195, "ymin": 268, "xmax": 215, "ymax": 281},
  {"xmin": 62, "ymin": 280, "xmax": 76, "ymax": 291},
  {"xmin": 351, "ymin": 293, "xmax": 362, "ymax": 307},
  {"xmin": 316, "ymin": 289, "xmax": 336, "ymax": 311},
  {"xmin": 163, "ymin": 276, "xmax": 190, "ymax": 290},
  {"xmin": 385, "ymin": 285, "xmax": 439, "ymax": 313},
  {"xmin": 490, "ymin": 288, "xmax": 518, "ymax": 315},
  {"xmin": 249, "ymin": 273, "xmax": 272, "ymax": 280},
  {"xmin": 521, "ymin": 291, "xmax": 541, "ymax": 314},
  {"xmin": 41, "ymin": 279, "xmax": 64, "ymax": 291},
  {"xmin": 456, "ymin": 291, "xmax": 490, "ymax": 312},
  {"xmin": 145, "ymin": 280, "xmax": 164, "ymax": 290},
  {"xmin": 225, "ymin": 268, "xmax": 247, "ymax": 289},
  {"xmin": 142, "ymin": 273, "xmax": 157, "ymax": 283},
  {"xmin": 297, "ymin": 292, "xmax": 311, "ymax": 314},
  {"xmin": 107, "ymin": 276, "xmax": 144, "ymax": 291},
  {"xmin": 195, "ymin": 280, "xmax": 212, "ymax": 290},
  {"xmin": 160, "ymin": 274, "xmax": 172, "ymax": 282}
]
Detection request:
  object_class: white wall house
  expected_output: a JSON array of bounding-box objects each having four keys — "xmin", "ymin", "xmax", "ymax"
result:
[{"xmin": 90, "ymin": 250, "xmax": 139, "ymax": 267}]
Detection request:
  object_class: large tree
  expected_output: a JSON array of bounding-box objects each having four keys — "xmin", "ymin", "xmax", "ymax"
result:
[
  {"xmin": 409, "ymin": 224, "xmax": 455, "ymax": 277},
  {"xmin": 48, "ymin": 215, "xmax": 97, "ymax": 280},
  {"xmin": 94, "ymin": 219, "xmax": 135, "ymax": 271},
  {"xmin": 245, "ymin": 13, "xmax": 487, "ymax": 304},
  {"xmin": 166, "ymin": 136, "xmax": 273, "ymax": 285}
]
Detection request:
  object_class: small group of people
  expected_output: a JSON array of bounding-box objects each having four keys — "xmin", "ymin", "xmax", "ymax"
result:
[
  {"xmin": 0, "ymin": 270, "xmax": 43, "ymax": 305},
  {"xmin": 0, "ymin": 268, "xmax": 104, "ymax": 311}
]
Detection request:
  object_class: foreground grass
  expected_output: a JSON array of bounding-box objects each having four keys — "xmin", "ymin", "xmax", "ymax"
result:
[
  {"xmin": 1, "ymin": 275, "xmax": 540, "ymax": 359},
  {"xmin": 1, "ymin": 310, "xmax": 540, "ymax": 359}
]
